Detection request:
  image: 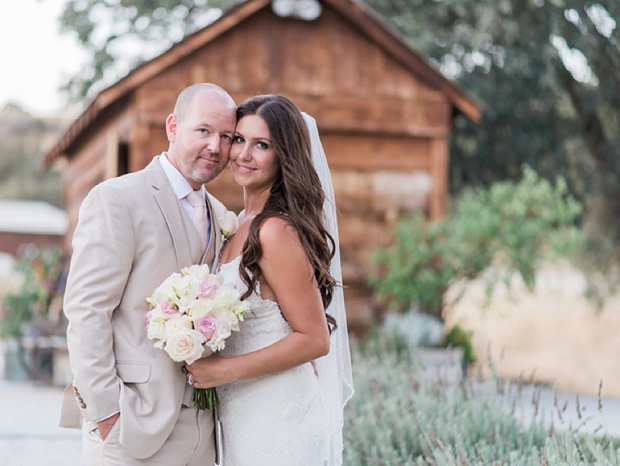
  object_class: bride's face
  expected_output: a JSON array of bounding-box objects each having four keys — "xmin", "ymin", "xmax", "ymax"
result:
[{"xmin": 230, "ymin": 115, "xmax": 280, "ymax": 192}]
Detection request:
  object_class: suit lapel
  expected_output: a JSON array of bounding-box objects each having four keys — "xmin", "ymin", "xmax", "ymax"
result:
[{"xmin": 145, "ymin": 159, "xmax": 203, "ymax": 269}]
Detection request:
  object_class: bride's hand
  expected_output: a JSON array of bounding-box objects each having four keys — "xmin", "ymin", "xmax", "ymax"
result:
[{"xmin": 186, "ymin": 354, "xmax": 234, "ymax": 388}]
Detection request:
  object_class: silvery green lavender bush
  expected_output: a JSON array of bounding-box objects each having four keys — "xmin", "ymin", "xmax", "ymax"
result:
[{"xmin": 343, "ymin": 330, "xmax": 620, "ymax": 465}]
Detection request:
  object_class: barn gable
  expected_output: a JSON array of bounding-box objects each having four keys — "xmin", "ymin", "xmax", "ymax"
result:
[{"xmin": 45, "ymin": 0, "xmax": 478, "ymax": 166}]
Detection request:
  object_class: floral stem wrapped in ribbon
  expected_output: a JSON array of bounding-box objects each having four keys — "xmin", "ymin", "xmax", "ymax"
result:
[{"xmin": 146, "ymin": 263, "xmax": 249, "ymax": 409}]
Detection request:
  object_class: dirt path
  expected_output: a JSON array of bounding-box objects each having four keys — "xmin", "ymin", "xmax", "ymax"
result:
[{"xmin": 447, "ymin": 262, "xmax": 620, "ymax": 398}]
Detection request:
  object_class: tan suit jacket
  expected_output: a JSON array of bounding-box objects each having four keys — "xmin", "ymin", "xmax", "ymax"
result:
[{"xmin": 59, "ymin": 157, "xmax": 227, "ymax": 459}]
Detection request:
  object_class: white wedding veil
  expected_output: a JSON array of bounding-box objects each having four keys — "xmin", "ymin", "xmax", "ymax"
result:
[{"xmin": 302, "ymin": 112, "xmax": 354, "ymax": 465}]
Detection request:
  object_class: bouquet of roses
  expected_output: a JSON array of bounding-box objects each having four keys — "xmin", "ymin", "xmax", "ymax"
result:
[{"xmin": 146, "ymin": 263, "xmax": 249, "ymax": 409}]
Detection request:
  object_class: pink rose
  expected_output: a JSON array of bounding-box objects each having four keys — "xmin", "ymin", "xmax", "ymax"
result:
[
  {"xmin": 162, "ymin": 301, "xmax": 177, "ymax": 315},
  {"xmin": 199, "ymin": 279, "xmax": 219, "ymax": 299},
  {"xmin": 195, "ymin": 316, "xmax": 218, "ymax": 341}
]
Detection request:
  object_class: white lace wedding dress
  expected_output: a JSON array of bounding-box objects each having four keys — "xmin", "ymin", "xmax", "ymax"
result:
[{"xmin": 217, "ymin": 255, "xmax": 329, "ymax": 466}]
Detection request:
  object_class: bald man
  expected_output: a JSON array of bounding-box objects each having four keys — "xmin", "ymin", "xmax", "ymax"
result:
[{"xmin": 60, "ymin": 84, "xmax": 236, "ymax": 465}]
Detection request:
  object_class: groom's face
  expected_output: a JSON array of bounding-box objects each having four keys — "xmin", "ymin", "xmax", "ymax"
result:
[{"xmin": 166, "ymin": 90, "xmax": 236, "ymax": 190}]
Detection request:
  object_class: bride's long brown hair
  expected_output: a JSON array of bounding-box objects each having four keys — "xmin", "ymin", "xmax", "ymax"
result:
[{"xmin": 237, "ymin": 95, "xmax": 337, "ymax": 332}]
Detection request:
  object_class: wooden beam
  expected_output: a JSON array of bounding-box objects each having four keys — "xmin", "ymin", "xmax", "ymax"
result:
[{"xmin": 428, "ymin": 137, "xmax": 449, "ymax": 219}]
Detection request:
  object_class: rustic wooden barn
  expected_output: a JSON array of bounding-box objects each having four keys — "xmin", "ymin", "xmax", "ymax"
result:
[{"xmin": 43, "ymin": 0, "xmax": 480, "ymax": 332}]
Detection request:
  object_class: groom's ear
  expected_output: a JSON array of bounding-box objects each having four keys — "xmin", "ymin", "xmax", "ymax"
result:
[{"xmin": 166, "ymin": 114, "xmax": 178, "ymax": 143}]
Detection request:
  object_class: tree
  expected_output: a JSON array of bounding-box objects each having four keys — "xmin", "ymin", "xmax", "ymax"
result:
[
  {"xmin": 58, "ymin": 0, "xmax": 236, "ymax": 101},
  {"xmin": 0, "ymin": 104, "xmax": 64, "ymax": 207},
  {"xmin": 365, "ymin": 0, "xmax": 620, "ymax": 289}
]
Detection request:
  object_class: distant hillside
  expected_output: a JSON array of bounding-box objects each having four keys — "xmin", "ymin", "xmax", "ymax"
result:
[{"xmin": 0, "ymin": 103, "xmax": 70, "ymax": 208}]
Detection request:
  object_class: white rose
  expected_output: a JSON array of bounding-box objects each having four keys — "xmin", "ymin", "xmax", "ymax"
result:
[
  {"xmin": 147, "ymin": 304, "xmax": 166, "ymax": 320},
  {"xmin": 147, "ymin": 318, "xmax": 167, "ymax": 341},
  {"xmin": 164, "ymin": 328, "xmax": 205, "ymax": 363},
  {"xmin": 213, "ymin": 284, "xmax": 241, "ymax": 310},
  {"xmin": 220, "ymin": 211, "xmax": 239, "ymax": 239},
  {"xmin": 150, "ymin": 272, "xmax": 184, "ymax": 305},
  {"xmin": 188, "ymin": 297, "xmax": 216, "ymax": 319},
  {"xmin": 211, "ymin": 307, "xmax": 241, "ymax": 333},
  {"xmin": 215, "ymin": 324, "xmax": 232, "ymax": 342},
  {"xmin": 177, "ymin": 275, "xmax": 200, "ymax": 312},
  {"xmin": 182, "ymin": 263, "xmax": 211, "ymax": 278},
  {"xmin": 165, "ymin": 315, "xmax": 193, "ymax": 335}
]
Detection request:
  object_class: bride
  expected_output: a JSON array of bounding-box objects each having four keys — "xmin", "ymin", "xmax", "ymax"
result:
[{"xmin": 187, "ymin": 94, "xmax": 353, "ymax": 465}]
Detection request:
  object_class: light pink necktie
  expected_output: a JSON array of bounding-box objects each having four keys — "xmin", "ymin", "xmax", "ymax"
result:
[{"xmin": 186, "ymin": 190, "xmax": 208, "ymax": 248}]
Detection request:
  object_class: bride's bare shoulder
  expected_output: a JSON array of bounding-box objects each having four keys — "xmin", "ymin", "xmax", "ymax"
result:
[{"xmin": 258, "ymin": 216, "xmax": 303, "ymax": 253}]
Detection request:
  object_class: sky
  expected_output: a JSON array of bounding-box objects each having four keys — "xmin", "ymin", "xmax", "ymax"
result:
[{"xmin": 0, "ymin": 0, "xmax": 87, "ymax": 117}]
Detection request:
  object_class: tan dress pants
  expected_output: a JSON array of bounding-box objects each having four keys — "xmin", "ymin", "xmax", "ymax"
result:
[{"xmin": 81, "ymin": 406, "xmax": 215, "ymax": 466}]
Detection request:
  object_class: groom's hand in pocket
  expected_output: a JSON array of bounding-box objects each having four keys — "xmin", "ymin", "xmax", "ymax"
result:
[{"xmin": 97, "ymin": 412, "xmax": 120, "ymax": 441}]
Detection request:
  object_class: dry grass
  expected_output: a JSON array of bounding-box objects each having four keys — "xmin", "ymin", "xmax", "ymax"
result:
[{"xmin": 447, "ymin": 262, "xmax": 620, "ymax": 398}]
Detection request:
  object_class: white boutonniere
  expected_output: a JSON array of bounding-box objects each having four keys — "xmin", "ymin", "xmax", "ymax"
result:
[{"xmin": 219, "ymin": 211, "xmax": 239, "ymax": 241}]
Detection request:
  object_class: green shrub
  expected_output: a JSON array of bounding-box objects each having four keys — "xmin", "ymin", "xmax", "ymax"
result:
[
  {"xmin": 369, "ymin": 214, "xmax": 456, "ymax": 317},
  {"xmin": 1, "ymin": 245, "xmax": 64, "ymax": 338},
  {"xmin": 445, "ymin": 323, "xmax": 476, "ymax": 365},
  {"xmin": 369, "ymin": 166, "xmax": 582, "ymax": 321}
]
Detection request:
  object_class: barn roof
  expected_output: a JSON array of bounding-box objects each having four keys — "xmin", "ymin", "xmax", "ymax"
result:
[
  {"xmin": 43, "ymin": 0, "xmax": 481, "ymax": 167},
  {"xmin": 0, "ymin": 200, "xmax": 68, "ymax": 235}
]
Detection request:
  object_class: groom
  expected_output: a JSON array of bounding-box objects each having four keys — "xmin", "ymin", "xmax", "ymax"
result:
[{"xmin": 60, "ymin": 83, "xmax": 236, "ymax": 465}]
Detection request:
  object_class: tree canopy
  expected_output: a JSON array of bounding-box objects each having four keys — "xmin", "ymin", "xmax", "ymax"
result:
[
  {"xmin": 0, "ymin": 104, "xmax": 63, "ymax": 207},
  {"xmin": 365, "ymin": 0, "xmax": 620, "ymax": 286},
  {"xmin": 58, "ymin": 0, "xmax": 233, "ymax": 101}
]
